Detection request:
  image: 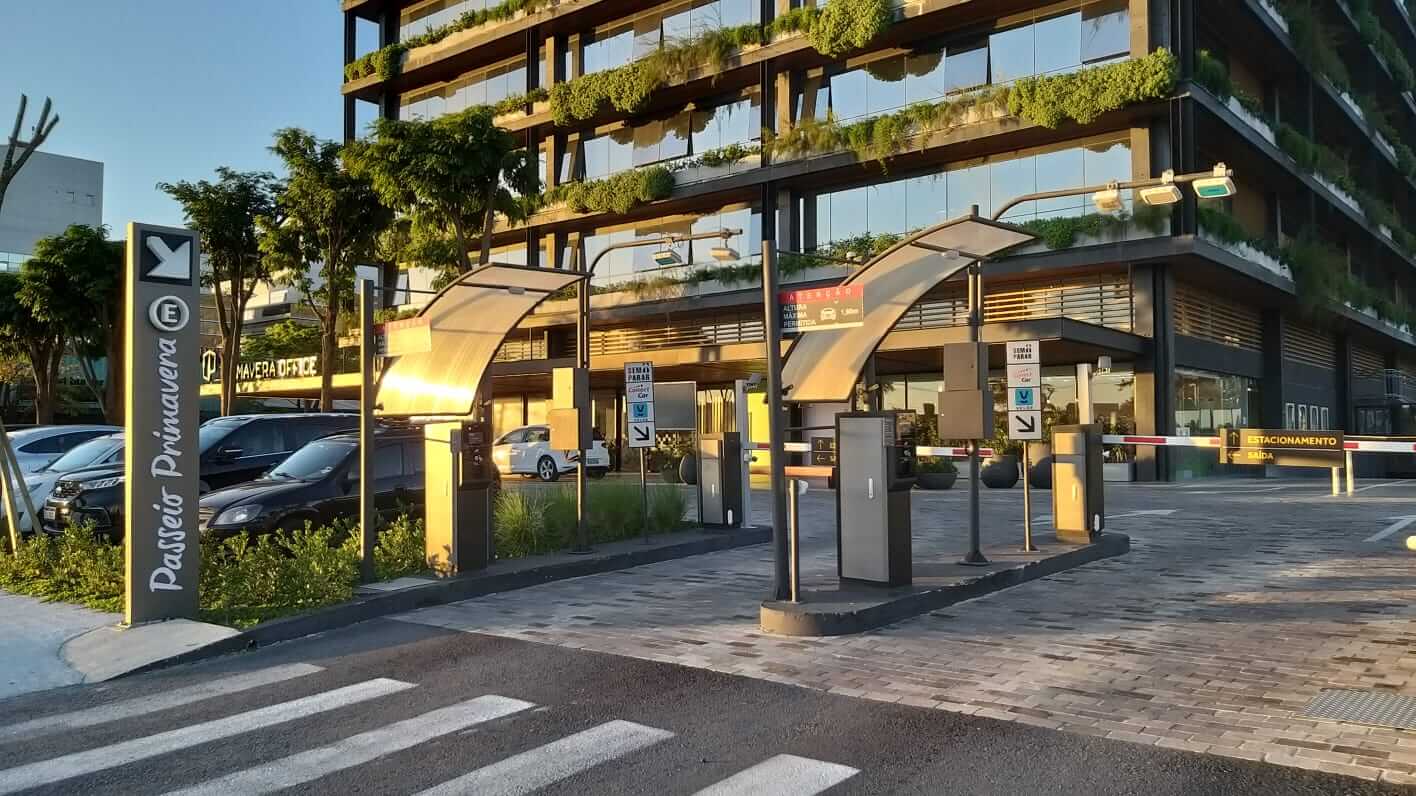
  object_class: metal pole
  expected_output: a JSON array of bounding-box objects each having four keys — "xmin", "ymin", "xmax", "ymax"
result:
[
  {"xmin": 1331, "ymin": 466, "xmax": 1340, "ymax": 496},
  {"xmin": 0, "ymin": 421, "xmax": 23, "ymax": 556},
  {"xmin": 1345, "ymin": 450, "xmax": 1355, "ymax": 496},
  {"xmin": 763, "ymin": 239, "xmax": 791, "ymax": 600},
  {"xmin": 1022, "ymin": 445, "xmax": 1036, "ymax": 552},
  {"xmin": 961, "ymin": 261, "xmax": 989, "ymax": 566},
  {"xmin": 358, "ymin": 279, "xmax": 376, "ymax": 582},
  {"xmin": 574, "ymin": 252, "xmax": 592, "ymax": 553},
  {"xmin": 640, "ymin": 453, "xmax": 650, "ymax": 544},
  {"xmin": 788, "ymin": 478, "xmax": 801, "ymax": 603}
]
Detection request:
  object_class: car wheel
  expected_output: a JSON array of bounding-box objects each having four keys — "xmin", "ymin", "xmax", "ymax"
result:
[
  {"xmin": 588, "ymin": 467, "xmax": 608, "ymax": 480},
  {"xmin": 536, "ymin": 456, "xmax": 560, "ymax": 482}
]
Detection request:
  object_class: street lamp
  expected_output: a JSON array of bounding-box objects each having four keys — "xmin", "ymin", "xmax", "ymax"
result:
[{"xmin": 571, "ymin": 227, "xmax": 743, "ymax": 553}]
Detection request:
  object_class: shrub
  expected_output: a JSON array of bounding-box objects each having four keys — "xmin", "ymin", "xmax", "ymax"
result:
[
  {"xmin": 647, "ymin": 485, "xmax": 688, "ymax": 532},
  {"xmin": 375, "ymin": 514, "xmax": 428, "ymax": 581},
  {"xmin": 199, "ymin": 524, "xmax": 358, "ymax": 628},
  {"xmin": 1279, "ymin": 0, "xmax": 1351, "ymax": 90},
  {"xmin": 1009, "ymin": 48, "xmax": 1177, "ymax": 128},
  {"xmin": 546, "ymin": 166, "xmax": 674, "ymax": 214},
  {"xmin": 0, "ymin": 523, "xmax": 121, "ymax": 613},
  {"xmin": 917, "ymin": 457, "xmax": 957, "ymax": 474},
  {"xmin": 811, "ymin": 0, "xmax": 892, "ymax": 58},
  {"xmin": 1019, "ymin": 204, "xmax": 1169, "ymax": 250}
]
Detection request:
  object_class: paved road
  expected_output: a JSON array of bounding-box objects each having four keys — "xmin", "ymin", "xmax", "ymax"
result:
[{"xmin": 0, "ymin": 621, "xmax": 1405, "ymax": 795}]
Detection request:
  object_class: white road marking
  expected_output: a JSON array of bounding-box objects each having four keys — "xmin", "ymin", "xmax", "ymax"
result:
[
  {"xmin": 1354, "ymin": 480, "xmax": 1411, "ymax": 493},
  {"xmin": 693, "ymin": 754, "xmax": 860, "ymax": 796},
  {"xmin": 1109, "ymin": 509, "xmax": 1177, "ymax": 519},
  {"xmin": 1364, "ymin": 515, "xmax": 1416, "ymax": 543},
  {"xmin": 164, "ymin": 694, "xmax": 534, "ymax": 796},
  {"xmin": 416, "ymin": 719, "xmax": 673, "ymax": 796},
  {"xmin": 1, "ymin": 663, "xmax": 324, "ymax": 743},
  {"xmin": 0, "ymin": 678, "xmax": 414, "ymax": 795}
]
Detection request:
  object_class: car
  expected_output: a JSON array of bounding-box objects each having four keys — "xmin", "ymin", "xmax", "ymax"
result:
[
  {"xmin": 4, "ymin": 433, "xmax": 124, "ymax": 534},
  {"xmin": 819, "ymin": 307, "xmax": 837, "ymax": 322},
  {"xmin": 41, "ymin": 413, "xmax": 359, "ymax": 541},
  {"xmin": 491, "ymin": 425, "xmax": 610, "ymax": 482},
  {"xmin": 6, "ymin": 425, "xmax": 120, "ymax": 474}
]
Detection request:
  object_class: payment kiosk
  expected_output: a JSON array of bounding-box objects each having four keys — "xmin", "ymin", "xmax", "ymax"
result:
[
  {"xmin": 1052, "ymin": 423, "xmax": 1104, "ymax": 544},
  {"xmin": 698, "ymin": 432, "xmax": 744, "ymax": 527},
  {"xmin": 424, "ymin": 420, "xmax": 496, "ymax": 574},
  {"xmin": 835, "ymin": 412, "xmax": 917, "ymax": 585}
]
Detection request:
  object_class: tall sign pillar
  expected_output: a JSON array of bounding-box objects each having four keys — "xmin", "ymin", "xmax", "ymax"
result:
[{"xmin": 124, "ymin": 223, "xmax": 201, "ymax": 624}]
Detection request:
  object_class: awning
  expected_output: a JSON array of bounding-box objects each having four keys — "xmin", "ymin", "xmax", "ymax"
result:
[
  {"xmin": 376, "ymin": 263, "xmax": 585, "ymax": 417},
  {"xmin": 780, "ymin": 214, "xmax": 1036, "ymax": 404}
]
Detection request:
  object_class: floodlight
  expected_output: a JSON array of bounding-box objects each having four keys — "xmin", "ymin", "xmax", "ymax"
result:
[
  {"xmin": 652, "ymin": 249, "xmax": 683, "ymax": 267},
  {"xmin": 1192, "ymin": 162, "xmax": 1236, "ymax": 200},
  {"xmin": 1091, "ymin": 183, "xmax": 1124, "ymax": 213},
  {"xmin": 1139, "ymin": 171, "xmax": 1183, "ymax": 206},
  {"xmin": 710, "ymin": 246, "xmax": 740, "ymax": 262}
]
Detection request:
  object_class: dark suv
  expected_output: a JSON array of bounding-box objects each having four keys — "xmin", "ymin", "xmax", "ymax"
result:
[
  {"xmin": 41, "ymin": 413, "xmax": 358, "ymax": 540},
  {"xmin": 199, "ymin": 427, "xmax": 430, "ymax": 539}
]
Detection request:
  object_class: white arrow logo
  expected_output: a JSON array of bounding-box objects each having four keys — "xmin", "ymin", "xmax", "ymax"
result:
[
  {"xmin": 145, "ymin": 235, "xmax": 191, "ymax": 281},
  {"xmin": 1364, "ymin": 516, "xmax": 1416, "ymax": 543}
]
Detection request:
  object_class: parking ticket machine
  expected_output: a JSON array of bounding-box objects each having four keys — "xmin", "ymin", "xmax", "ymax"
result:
[
  {"xmin": 425, "ymin": 420, "xmax": 495, "ymax": 574},
  {"xmin": 835, "ymin": 411, "xmax": 917, "ymax": 585}
]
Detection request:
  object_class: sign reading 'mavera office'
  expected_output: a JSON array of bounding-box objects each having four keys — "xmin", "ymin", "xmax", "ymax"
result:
[{"xmin": 125, "ymin": 223, "xmax": 201, "ymax": 624}]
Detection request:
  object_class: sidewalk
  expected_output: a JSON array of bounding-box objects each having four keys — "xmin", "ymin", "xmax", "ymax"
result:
[{"xmin": 0, "ymin": 592, "xmax": 117, "ymax": 699}]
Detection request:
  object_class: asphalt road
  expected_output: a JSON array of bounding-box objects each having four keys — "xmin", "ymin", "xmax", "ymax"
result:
[{"xmin": 0, "ymin": 620, "xmax": 1408, "ymax": 795}]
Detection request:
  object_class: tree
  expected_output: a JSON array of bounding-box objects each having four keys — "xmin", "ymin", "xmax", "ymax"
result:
[
  {"xmin": 242, "ymin": 319, "xmax": 321, "ymax": 361},
  {"xmin": 260, "ymin": 129, "xmax": 390, "ymax": 411},
  {"xmin": 0, "ymin": 95, "xmax": 60, "ymax": 219},
  {"xmin": 0, "ymin": 270, "xmax": 67, "ymax": 424},
  {"xmin": 347, "ymin": 106, "xmax": 540, "ymax": 278},
  {"xmin": 159, "ymin": 169, "xmax": 279, "ymax": 416},
  {"xmin": 24, "ymin": 225, "xmax": 123, "ymax": 422}
]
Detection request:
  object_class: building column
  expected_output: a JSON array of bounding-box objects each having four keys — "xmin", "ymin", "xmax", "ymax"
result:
[
  {"xmin": 343, "ymin": 13, "xmax": 357, "ymax": 142},
  {"xmin": 1260, "ymin": 309, "xmax": 1287, "ymax": 428},
  {"xmin": 380, "ymin": 10, "xmax": 399, "ymax": 121},
  {"xmin": 1132, "ymin": 263, "xmax": 1174, "ymax": 481},
  {"xmin": 1337, "ymin": 333, "xmax": 1354, "ymax": 432}
]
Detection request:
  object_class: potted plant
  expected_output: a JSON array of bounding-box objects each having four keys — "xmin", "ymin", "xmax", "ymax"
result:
[
  {"xmin": 981, "ymin": 436, "xmax": 1020, "ymax": 489},
  {"xmin": 915, "ymin": 456, "xmax": 957, "ymax": 490},
  {"xmin": 657, "ymin": 434, "xmax": 692, "ymax": 485}
]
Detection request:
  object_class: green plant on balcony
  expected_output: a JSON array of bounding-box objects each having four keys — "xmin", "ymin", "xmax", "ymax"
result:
[
  {"xmin": 762, "ymin": 0, "xmax": 892, "ymax": 58},
  {"xmin": 545, "ymin": 166, "xmax": 675, "ymax": 214},
  {"xmin": 1349, "ymin": 0, "xmax": 1416, "ymax": 92},
  {"xmin": 1008, "ymin": 48, "xmax": 1177, "ymax": 127},
  {"xmin": 1019, "ymin": 204, "xmax": 1170, "ymax": 250},
  {"xmin": 344, "ymin": 0, "xmax": 559, "ymax": 83},
  {"xmin": 1193, "ymin": 50, "xmax": 1267, "ymax": 119},
  {"xmin": 1277, "ymin": 0, "xmax": 1351, "ymax": 90},
  {"xmin": 489, "ymin": 87, "xmax": 550, "ymax": 118},
  {"xmin": 1275, "ymin": 123, "xmax": 1358, "ymax": 196},
  {"xmin": 1355, "ymin": 95, "xmax": 1416, "ymax": 181}
]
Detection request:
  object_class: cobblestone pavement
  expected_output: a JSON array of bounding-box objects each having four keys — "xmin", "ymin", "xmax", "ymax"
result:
[
  {"xmin": 0, "ymin": 591, "xmax": 117, "ymax": 699},
  {"xmin": 396, "ymin": 478, "xmax": 1416, "ymax": 786}
]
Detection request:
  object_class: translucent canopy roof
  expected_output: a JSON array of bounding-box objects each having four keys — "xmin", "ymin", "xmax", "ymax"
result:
[
  {"xmin": 376, "ymin": 263, "xmax": 585, "ymax": 417},
  {"xmin": 780, "ymin": 215, "xmax": 1035, "ymax": 404}
]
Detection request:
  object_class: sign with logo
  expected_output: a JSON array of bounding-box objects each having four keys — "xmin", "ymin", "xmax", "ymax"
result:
[
  {"xmin": 625, "ymin": 361, "xmax": 656, "ymax": 449},
  {"xmin": 201, "ymin": 350, "xmax": 319, "ymax": 384},
  {"xmin": 1219, "ymin": 428, "xmax": 1344, "ymax": 468},
  {"xmin": 1005, "ymin": 340, "xmax": 1042, "ymax": 440},
  {"xmin": 810, "ymin": 436, "xmax": 837, "ymax": 467},
  {"xmin": 780, "ymin": 284, "xmax": 864, "ymax": 334},
  {"xmin": 125, "ymin": 223, "xmax": 201, "ymax": 624}
]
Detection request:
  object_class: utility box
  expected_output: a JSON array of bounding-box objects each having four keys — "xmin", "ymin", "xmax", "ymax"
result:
[
  {"xmin": 424, "ymin": 420, "xmax": 496, "ymax": 575},
  {"xmin": 1052, "ymin": 423, "xmax": 1104, "ymax": 544},
  {"xmin": 551, "ymin": 367, "xmax": 590, "ymax": 450},
  {"xmin": 937, "ymin": 342, "xmax": 990, "ymax": 438},
  {"xmin": 698, "ymin": 432, "xmax": 743, "ymax": 527},
  {"xmin": 835, "ymin": 412, "xmax": 917, "ymax": 586}
]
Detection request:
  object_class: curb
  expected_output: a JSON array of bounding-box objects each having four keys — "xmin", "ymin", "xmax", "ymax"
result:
[
  {"xmin": 116, "ymin": 525, "xmax": 771, "ymax": 679},
  {"xmin": 759, "ymin": 533, "xmax": 1130, "ymax": 636}
]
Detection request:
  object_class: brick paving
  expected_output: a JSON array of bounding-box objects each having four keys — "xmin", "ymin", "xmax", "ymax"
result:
[{"xmin": 396, "ymin": 478, "xmax": 1416, "ymax": 785}]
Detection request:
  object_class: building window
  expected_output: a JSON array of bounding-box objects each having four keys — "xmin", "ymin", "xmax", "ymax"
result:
[
  {"xmin": 399, "ymin": 56, "xmax": 529, "ymax": 120},
  {"xmin": 1174, "ymin": 368, "xmax": 1261, "ymax": 435},
  {"xmin": 578, "ymin": 203, "xmax": 761, "ymax": 289},
  {"xmin": 578, "ymin": 0, "xmax": 761, "ymax": 79},
  {"xmin": 559, "ymin": 92, "xmax": 760, "ymax": 183}
]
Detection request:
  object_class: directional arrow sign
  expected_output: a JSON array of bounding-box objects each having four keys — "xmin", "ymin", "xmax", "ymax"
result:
[
  {"xmin": 1364, "ymin": 515, "xmax": 1416, "ymax": 542},
  {"xmin": 1008, "ymin": 410, "xmax": 1041, "ymax": 440},
  {"xmin": 143, "ymin": 234, "xmax": 193, "ymax": 283},
  {"xmin": 629, "ymin": 420, "xmax": 656, "ymax": 449}
]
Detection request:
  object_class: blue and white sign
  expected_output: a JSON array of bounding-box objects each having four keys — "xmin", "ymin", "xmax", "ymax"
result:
[
  {"xmin": 625, "ymin": 361, "xmax": 656, "ymax": 449},
  {"xmin": 629, "ymin": 401, "xmax": 654, "ymax": 422},
  {"xmin": 1008, "ymin": 386, "xmax": 1037, "ymax": 412}
]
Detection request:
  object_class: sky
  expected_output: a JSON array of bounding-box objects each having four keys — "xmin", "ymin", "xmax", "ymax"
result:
[{"xmin": 0, "ymin": 0, "xmax": 346, "ymax": 231}]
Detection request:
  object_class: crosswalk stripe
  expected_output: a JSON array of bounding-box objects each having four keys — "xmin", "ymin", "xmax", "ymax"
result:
[
  {"xmin": 0, "ymin": 678, "xmax": 414, "ymax": 795},
  {"xmin": 1, "ymin": 663, "xmax": 324, "ymax": 743},
  {"xmin": 416, "ymin": 719, "xmax": 674, "ymax": 796},
  {"xmin": 162, "ymin": 695, "xmax": 534, "ymax": 796},
  {"xmin": 692, "ymin": 754, "xmax": 860, "ymax": 796}
]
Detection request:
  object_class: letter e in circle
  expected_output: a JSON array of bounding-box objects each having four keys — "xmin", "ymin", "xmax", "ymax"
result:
[{"xmin": 149, "ymin": 296, "xmax": 190, "ymax": 332}]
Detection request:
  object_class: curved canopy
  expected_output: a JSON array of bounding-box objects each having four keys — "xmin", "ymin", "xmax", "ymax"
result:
[
  {"xmin": 780, "ymin": 214, "xmax": 1035, "ymax": 404},
  {"xmin": 376, "ymin": 263, "xmax": 585, "ymax": 417}
]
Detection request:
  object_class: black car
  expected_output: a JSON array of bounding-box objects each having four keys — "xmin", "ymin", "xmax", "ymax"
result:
[
  {"xmin": 199, "ymin": 427, "xmax": 429, "ymax": 540},
  {"xmin": 41, "ymin": 413, "xmax": 359, "ymax": 540}
]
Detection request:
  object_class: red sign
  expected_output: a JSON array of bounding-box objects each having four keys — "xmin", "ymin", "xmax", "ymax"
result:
[{"xmin": 779, "ymin": 284, "xmax": 864, "ymax": 334}]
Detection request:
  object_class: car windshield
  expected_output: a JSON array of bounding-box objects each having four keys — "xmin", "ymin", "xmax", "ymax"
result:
[
  {"xmin": 42, "ymin": 437, "xmax": 120, "ymax": 472},
  {"xmin": 265, "ymin": 439, "xmax": 354, "ymax": 482},
  {"xmin": 198, "ymin": 420, "xmax": 244, "ymax": 453}
]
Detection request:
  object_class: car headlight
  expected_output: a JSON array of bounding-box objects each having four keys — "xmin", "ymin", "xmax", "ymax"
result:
[
  {"xmin": 81, "ymin": 476, "xmax": 124, "ymax": 490},
  {"xmin": 214, "ymin": 505, "xmax": 263, "ymax": 526}
]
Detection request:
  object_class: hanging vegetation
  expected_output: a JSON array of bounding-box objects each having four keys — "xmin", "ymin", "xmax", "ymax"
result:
[
  {"xmin": 544, "ymin": 166, "xmax": 674, "ymax": 215},
  {"xmin": 345, "ymin": 0, "xmax": 558, "ymax": 82},
  {"xmin": 1007, "ymin": 48, "xmax": 1177, "ymax": 128}
]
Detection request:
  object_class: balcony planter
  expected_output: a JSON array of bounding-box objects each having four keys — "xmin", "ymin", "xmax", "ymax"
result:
[
  {"xmin": 980, "ymin": 455, "xmax": 1019, "ymax": 489},
  {"xmin": 915, "ymin": 458, "xmax": 957, "ymax": 490}
]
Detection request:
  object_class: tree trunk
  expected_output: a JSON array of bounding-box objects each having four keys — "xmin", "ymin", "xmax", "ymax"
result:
[
  {"xmin": 31, "ymin": 352, "xmax": 54, "ymax": 425},
  {"xmin": 319, "ymin": 307, "xmax": 337, "ymax": 412},
  {"xmin": 104, "ymin": 270, "xmax": 125, "ymax": 424},
  {"xmin": 478, "ymin": 193, "xmax": 496, "ymax": 266}
]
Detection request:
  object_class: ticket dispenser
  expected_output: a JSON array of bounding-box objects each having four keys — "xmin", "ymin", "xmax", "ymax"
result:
[
  {"xmin": 424, "ymin": 420, "xmax": 495, "ymax": 575},
  {"xmin": 835, "ymin": 412, "xmax": 917, "ymax": 585},
  {"xmin": 698, "ymin": 432, "xmax": 743, "ymax": 527},
  {"xmin": 1052, "ymin": 423, "xmax": 1104, "ymax": 544}
]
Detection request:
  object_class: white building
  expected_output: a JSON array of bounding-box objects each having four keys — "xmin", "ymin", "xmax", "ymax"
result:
[{"xmin": 0, "ymin": 147, "xmax": 103, "ymax": 271}]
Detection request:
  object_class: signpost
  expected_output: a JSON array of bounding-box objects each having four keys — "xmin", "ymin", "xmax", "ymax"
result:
[
  {"xmin": 626, "ymin": 362, "xmax": 656, "ymax": 542},
  {"xmin": 125, "ymin": 223, "xmax": 201, "ymax": 624},
  {"xmin": 1006, "ymin": 340, "xmax": 1042, "ymax": 552},
  {"xmin": 1219, "ymin": 428, "xmax": 1346, "ymax": 494},
  {"xmin": 780, "ymin": 285, "xmax": 864, "ymax": 335}
]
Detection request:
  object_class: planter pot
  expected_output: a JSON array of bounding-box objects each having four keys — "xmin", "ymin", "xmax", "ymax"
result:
[
  {"xmin": 1103, "ymin": 461, "xmax": 1136, "ymax": 482},
  {"xmin": 678, "ymin": 453, "xmax": 698, "ymax": 485},
  {"xmin": 1027, "ymin": 455, "xmax": 1053, "ymax": 489},
  {"xmin": 980, "ymin": 455, "xmax": 1020, "ymax": 489},
  {"xmin": 660, "ymin": 458, "xmax": 682, "ymax": 484},
  {"xmin": 916, "ymin": 470, "xmax": 958, "ymax": 490}
]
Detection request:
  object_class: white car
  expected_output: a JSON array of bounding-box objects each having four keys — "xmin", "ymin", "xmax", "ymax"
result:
[
  {"xmin": 7, "ymin": 425, "xmax": 121, "ymax": 475},
  {"xmin": 6, "ymin": 432, "xmax": 123, "ymax": 533},
  {"xmin": 492, "ymin": 425, "xmax": 611, "ymax": 482}
]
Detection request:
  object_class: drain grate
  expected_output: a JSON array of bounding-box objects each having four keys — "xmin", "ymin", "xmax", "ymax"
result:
[{"xmin": 1302, "ymin": 689, "xmax": 1416, "ymax": 730}]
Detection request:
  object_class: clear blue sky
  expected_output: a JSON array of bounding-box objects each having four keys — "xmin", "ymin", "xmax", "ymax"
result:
[{"xmin": 0, "ymin": 0, "xmax": 345, "ymax": 231}]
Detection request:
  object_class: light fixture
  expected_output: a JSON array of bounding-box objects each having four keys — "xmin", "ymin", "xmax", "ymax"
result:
[
  {"xmin": 1192, "ymin": 162, "xmax": 1236, "ymax": 200},
  {"xmin": 1096, "ymin": 354, "xmax": 1113, "ymax": 373},
  {"xmin": 710, "ymin": 245, "xmax": 740, "ymax": 262},
  {"xmin": 1091, "ymin": 182, "xmax": 1124, "ymax": 213},
  {"xmin": 652, "ymin": 249, "xmax": 683, "ymax": 267},
  {"xmin": 1139, "ymin": 169, "xmax": 1183, "ymax": 206}
]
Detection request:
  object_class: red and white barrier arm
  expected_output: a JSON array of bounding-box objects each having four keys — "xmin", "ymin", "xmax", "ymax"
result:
[
  {"xmin": 1345, "ymin": 439, "xmax": 1416, "ymax": 453},
  {"xmin": 751, "ymin": 442, "xmax": 992, "ymax": 458},
  {"xmin": 1102, "ymin": 434, "xmax": 1221, "ymax": 447}
]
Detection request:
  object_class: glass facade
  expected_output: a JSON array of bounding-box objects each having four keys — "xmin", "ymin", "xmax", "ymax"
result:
[
  {"xmin": 808, "ymin": 135, "xmax": 1133, "ymax": 249},
  {"xmin": 581, "ymin": 0, "xmax": 761, "ymax": 78},
  {"xmin": 399, "ymin": 56, "xmax": 529, "ymax": 120},
  {"xmin": 795, "ymin": 0, "xmax": 1128, "ymax": 124},
  {"xmin": 576, "ymin": 203, "xmax": 762, "ymax": 288},
  {"xmin": 1174, "ymin": 368, "xmax": 1261, "ymax": 434}
]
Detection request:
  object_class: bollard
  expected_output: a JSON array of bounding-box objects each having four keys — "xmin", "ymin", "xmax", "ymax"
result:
[
  {"xmin": 787, "ymin": 478, "xmax": 801, "ymax": 603},
  {"xmin": 1331, "ymin": 466, "xmax": 1339, "ymax": 496},
  {"xmin": 1345, "ymin": 450, "xmax": 1355, "ymax": 496}
]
